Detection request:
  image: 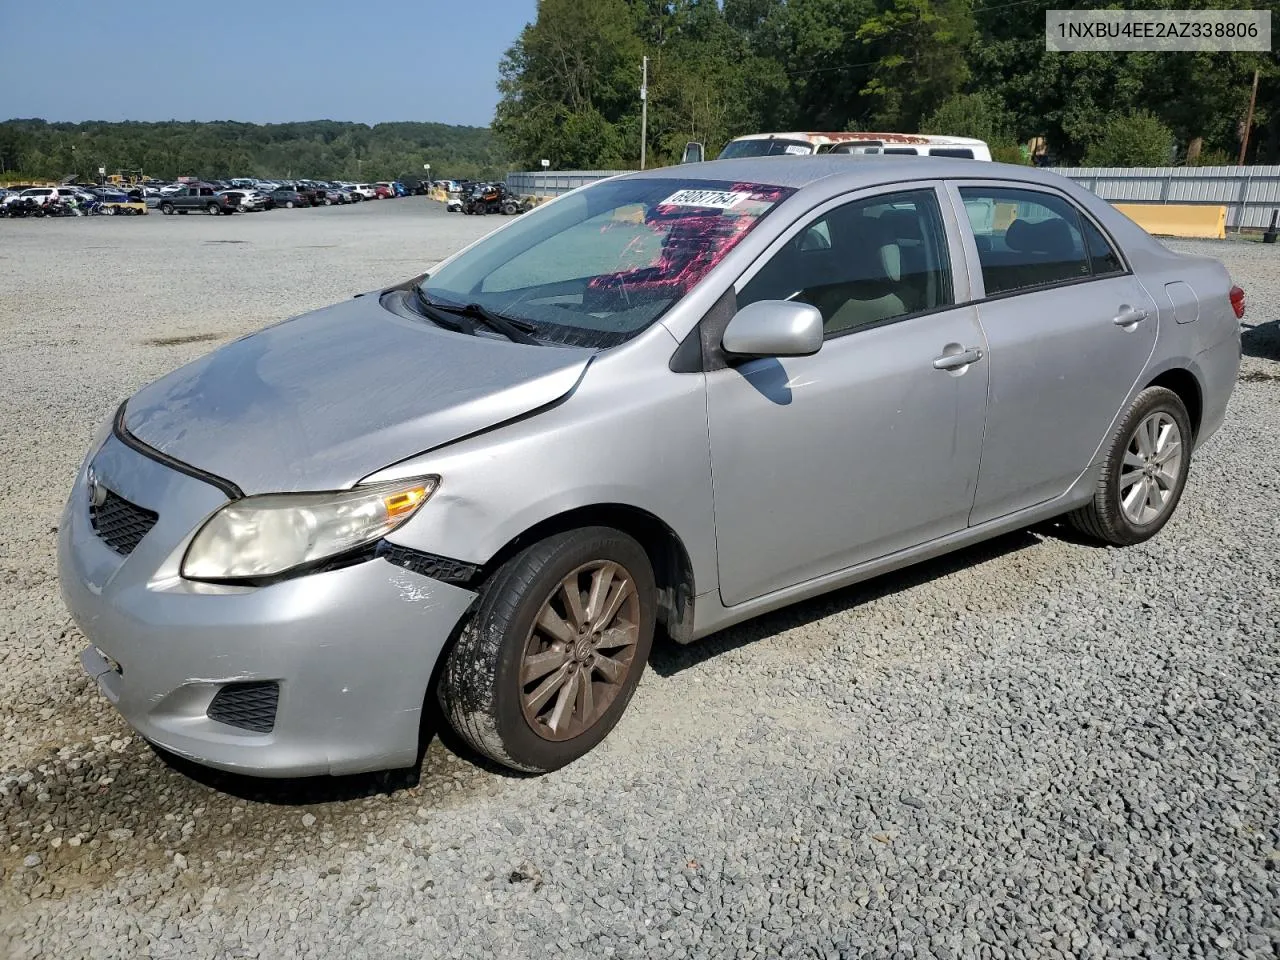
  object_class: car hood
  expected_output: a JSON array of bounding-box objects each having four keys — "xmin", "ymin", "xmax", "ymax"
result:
[{"xmin": 123, "ymin": 293, "xmax": 593, "ymax": 495}]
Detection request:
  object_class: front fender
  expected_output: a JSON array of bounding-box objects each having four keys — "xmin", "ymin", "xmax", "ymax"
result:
[{"xmin": 366, "ymin": 327, "xmax": 720, "ymax": 599}]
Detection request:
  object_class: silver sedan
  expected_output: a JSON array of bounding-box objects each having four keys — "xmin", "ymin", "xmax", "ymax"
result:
[{"xmin": 58, "ymin": 157, "xmax": 1243, "ymax": 777}]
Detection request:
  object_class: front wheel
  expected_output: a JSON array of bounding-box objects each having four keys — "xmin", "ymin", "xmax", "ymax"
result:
[
  {"xmin": 160, "ymin": 203, "xmax": 174, "ymax": 215},
  {"xmin": 207, "ymin": 203, "xmax": 221, "ymax": 215},
  {"xmin": 1068, "ymin": 386, "xmax": 1192, "ymax": 546},
  {"xmin": 439, "ymin": 527, "xmax": 656, "ymax": 773}
]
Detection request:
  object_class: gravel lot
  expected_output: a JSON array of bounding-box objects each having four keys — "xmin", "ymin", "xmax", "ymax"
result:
[{"xmin": 1, "ymin": 201, "xmax": 1277, "ymax": 960}]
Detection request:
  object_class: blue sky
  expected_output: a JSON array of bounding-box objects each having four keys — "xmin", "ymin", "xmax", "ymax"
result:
[{"xmin": 0, "ymin": 0, "xmax": 535, "ymax": 128}]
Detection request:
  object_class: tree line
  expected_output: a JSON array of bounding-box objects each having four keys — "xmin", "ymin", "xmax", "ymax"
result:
[
  {"xmin": 493, "ymin": 0, "xmax": 1279, "ymax": 169},
  {"xmin": 0, "ymin": 119, "xmax": 507, "ymax": 184}
]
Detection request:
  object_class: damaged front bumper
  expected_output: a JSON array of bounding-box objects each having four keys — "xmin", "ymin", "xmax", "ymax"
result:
[{"xmin": 57, "ymin": 431, "xmax": 477, "ymax": 778}]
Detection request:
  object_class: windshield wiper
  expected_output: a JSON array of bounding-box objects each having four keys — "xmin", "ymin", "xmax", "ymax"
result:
[
  {"xmin": 432, "ymin": 301, "xmax": 541, "ymax": 345},
  {"xmin": 412, "ymin": 285, "xmax": 473, "ymax": 335}
]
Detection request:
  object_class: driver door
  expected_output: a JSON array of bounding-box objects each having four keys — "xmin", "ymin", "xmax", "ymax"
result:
[{"xmin": 705, "ymin": 185, "xmax": 990, "ymax": 606}]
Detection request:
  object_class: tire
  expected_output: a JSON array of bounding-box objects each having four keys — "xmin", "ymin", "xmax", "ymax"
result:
[
  {"xmin": 285, "ymin": 200, "xmax": 294, "ymax": 209},
  {"xmin": 1068, "ymin": 386, "xmax": 1192, "ymax": 546},
  {"xmin": 160, "ymin": 203, "xmax": 173, "ymax": 215},
  {"xmin": 440, "ymin": 527, "xmax": 656, "ymax": 773},
  {"xmin": 207, "ymin": 203, "xmax": 220, "ymax": 215},
  {"xmin": 324, "ymin": 198, "xmax": 332, "ymax": 206}
]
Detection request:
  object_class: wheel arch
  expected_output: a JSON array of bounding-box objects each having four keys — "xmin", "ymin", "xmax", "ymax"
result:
[
  {"xmin": 1145, "ymin": 367, "xmax": 1203, "ymax": 441},
  {"xmin": 476, "ymin": 503, "xmax": 697, "ymax": 643}
]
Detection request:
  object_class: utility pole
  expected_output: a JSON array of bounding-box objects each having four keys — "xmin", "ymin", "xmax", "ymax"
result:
[
  {"xmin": 640, "ymin": 56, "xmax": 649, "ymax": 171},
  {"xmin": 1239, "ymin": 68, "xmax": 1259, "ymax": 165}
]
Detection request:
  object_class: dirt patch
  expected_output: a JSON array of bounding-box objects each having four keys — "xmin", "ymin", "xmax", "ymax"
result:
[{"xmin": 143, "ymin": 333, "xmax": 223, "ymax": 347}]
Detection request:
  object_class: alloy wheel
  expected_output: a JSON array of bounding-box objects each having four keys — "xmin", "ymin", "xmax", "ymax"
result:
[
  {"xmin": 519, "ymin": 560, "xmax": 641, "ymax": 742},
  {"xmin": 1119, "ymin": 411, "xmax": 1183, "ymax": 525}
]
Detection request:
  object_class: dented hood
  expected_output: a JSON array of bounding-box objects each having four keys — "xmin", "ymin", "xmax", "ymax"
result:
[{"xmin": 123, "ymin": 294, "xmax": 592, "ymax": 494}]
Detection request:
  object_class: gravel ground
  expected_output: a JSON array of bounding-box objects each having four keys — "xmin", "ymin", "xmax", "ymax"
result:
[{"xmin": 1, "ymin": 203, "xmax": 1277, "ymax": 960}]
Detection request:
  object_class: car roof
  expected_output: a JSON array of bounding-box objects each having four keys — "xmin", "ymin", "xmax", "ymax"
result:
[{"xmin": 620, "ymin": 155, "xmax": 1073, "ymax": 193}]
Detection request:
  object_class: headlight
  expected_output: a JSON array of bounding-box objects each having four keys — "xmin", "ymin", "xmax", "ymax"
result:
[{"xmin": 181, "ymin": 477, "xmax": 438, "ymax": 582}]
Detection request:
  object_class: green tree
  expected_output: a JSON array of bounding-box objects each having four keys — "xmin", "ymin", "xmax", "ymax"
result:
[
  {"xmin": 856, "ymin": 0, "xmax": 974, "ymax": 130},
  {"xmin": 922, "ymin": 91, "xmax": 1014, "ymax": 145},
  {"xmin": 1082, "ymin": 112, "xmax": 1175, "ymax": 167}
]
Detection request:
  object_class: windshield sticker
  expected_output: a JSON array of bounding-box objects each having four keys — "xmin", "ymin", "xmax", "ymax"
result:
[
  {"xmin": 784, "ymin": 144, "xmax": 811, "ymax": 155},
  {"xmin": 659, "ymin": 189, "xmax": 753, "ymax": 210}
]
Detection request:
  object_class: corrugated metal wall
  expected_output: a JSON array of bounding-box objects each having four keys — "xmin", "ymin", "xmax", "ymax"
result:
[
  {"xmin": 1051, "ymin": 166, "xmax": 1280, "ymax": 230},
  {"xmin": 508, "ymin": 166, "xmax": 1280, "ymax": 231},
  {"xmin": 506, "ymin": 171, "xmax": 629, "ymax": 197}
]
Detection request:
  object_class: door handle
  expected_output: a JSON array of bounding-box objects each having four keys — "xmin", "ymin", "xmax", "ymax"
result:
[
  {"xmin": 1112, "ymin": 306, "xmax": 1148, "ymax": 327},
  {"xmin": 933, "ymin": 346, "xmax": 984, "ymax": 371}
]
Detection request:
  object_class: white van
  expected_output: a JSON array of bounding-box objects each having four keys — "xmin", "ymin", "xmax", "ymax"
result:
[{"xmin": 708, "ymin": 132, "xmax": 992, "ymax": 162}]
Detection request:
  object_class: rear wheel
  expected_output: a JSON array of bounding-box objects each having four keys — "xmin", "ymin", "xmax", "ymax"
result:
[
  {"xmin": 439, "ymin": 527, "xmax": 656, "ymax": 773},
  {"xmin": 285, "ymin": 200, "xmax": 295, "ymax": 209},
  {"xmin": 207, "ymin": 203, "xmax": 220, "ymax": 215},
  {"xmin": 1068, "ymin": 386, "xmax": 1192, "ymax": 546}
]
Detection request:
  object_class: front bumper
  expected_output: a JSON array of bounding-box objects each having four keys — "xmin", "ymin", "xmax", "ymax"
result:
[{"xmin": 57, "ymin": 431, "xmax": 477, "ymax": 777}]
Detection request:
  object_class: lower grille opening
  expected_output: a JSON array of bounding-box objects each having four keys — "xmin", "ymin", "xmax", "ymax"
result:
[
  {"xmin": 90, "ymin": 489, "xmax": 159, "ymax": 556},
  {"xmin": 207, "ymin": 681, "xmax": 279, "ymax": 733}
]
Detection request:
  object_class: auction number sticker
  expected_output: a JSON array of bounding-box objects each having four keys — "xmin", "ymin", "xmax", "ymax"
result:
[{"xmin": 660, "ymin": 189, "xmax": 753, "ymax": 209}]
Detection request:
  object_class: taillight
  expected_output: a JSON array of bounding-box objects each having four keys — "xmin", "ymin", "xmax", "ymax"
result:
[{"xmin": 1229, "ymin": 285, "xmax": 1245, "ymax": 320}]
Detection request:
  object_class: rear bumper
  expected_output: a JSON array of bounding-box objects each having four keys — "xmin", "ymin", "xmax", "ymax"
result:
[{"xmin": 58, "ymin": 433, "xmax": 477, "ymax": 777}]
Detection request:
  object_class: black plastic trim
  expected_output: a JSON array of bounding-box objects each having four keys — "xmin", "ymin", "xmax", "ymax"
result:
[
  {"xmin": 113, "ymin": 402, "xmax": 244, "ymax": 500},
  {"xmin": 207, "ymin": 681, "xmax": 279, "ymax": 733},
  {"xmin": 375, "ymin": 541, "xmax": 480, "ymax": 585}
]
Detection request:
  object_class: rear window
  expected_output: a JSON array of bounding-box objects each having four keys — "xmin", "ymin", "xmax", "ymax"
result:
[
  {"xmin": 717, "ymin": 138, "xmax": 814, "ymax": 159},
  {"xmin": 422, "ymin": 177, "xmax": 794, "ymax": 348}
]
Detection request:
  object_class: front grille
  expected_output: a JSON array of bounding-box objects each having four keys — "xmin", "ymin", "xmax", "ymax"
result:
[
  {"xmin": 90, "ymin": 490, "xmax": 159, "ymax": 555},
  {"xmin": 207, "ymin": 681, "xmax": 279, "ymax": 733}
]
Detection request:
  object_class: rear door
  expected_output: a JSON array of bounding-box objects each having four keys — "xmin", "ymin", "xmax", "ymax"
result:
[{"xmin": 947, "ymin": 182, "xmax": 1158, "ymax": 524}]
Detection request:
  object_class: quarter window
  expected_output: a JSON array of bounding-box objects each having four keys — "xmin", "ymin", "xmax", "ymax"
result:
[
  {"xmin": 738, "ymin": 188, "xmax": 954, "ymax": 337},
  {"xmin": 959, "ymin": 187, "xmax": 1093, "ymax": 295},
  {"xmin": 1081, "ymin": 216, "xmax": 1124, "ymax": 276}
]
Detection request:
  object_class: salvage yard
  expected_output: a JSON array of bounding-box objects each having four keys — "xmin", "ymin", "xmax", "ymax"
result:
[{"xmin": 1, "ymin": 200, "xmax": 1277, "ymax": 959}]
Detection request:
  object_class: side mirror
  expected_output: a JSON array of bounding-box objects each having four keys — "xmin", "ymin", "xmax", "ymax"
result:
[
  {"xmin": 721, "ymin": 300, "xmax": 823, "ymax": 359},
  {"xmin": 680, "ymin": 141, "xmax": 705, "ymax": 164}
]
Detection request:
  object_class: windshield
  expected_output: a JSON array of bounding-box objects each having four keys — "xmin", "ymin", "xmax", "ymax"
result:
[
  {"xmin": 420, "ymin": 177, "xmax": 793, "ymax": 348},
  {"xmin": 717, "ymin": 138, "xmax": 814, "ymax": 159}
]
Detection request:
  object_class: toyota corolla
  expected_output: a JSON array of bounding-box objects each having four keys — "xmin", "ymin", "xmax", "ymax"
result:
[{"xmin": 59, "ymin": 157, "xmax": 1242, "ymax": 777}]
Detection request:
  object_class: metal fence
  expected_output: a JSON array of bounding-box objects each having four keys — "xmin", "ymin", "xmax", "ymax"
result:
[
  {"xmin": 506, "ymin": 170, "xmax": 630, "ymax": 198},
  {"xmin": 1050, "ymin": 165, "xmax": 1280, "ymax": 230},
  {"xmin": 509, "ymin": 165, "xmax": 1280, "ymax": 231}
]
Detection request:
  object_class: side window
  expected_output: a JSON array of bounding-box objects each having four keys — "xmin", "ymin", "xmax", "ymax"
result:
[
  {"xmin": 1081, "ymin": 216, "xmax": 1124, "ymax": 275},
  {"xmin": 929, "ymin": 148, "xmax": 974, "ymax": 159},
  {"xmin": 739, "ymin": 188, "xmax": 955, "ymax": 337},
  {"xmin": 883, "ymin": 147, "xmax": 919, "ymax": 156},
  {"xmin": 959, "ymin": 187, "xmax": 1090, "ymax": 295},
  {"xmin": 200, "ymin": 187, "xmax": 214, "ymax": 197}
]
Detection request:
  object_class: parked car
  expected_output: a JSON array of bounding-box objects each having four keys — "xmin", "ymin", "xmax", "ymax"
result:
[
  {"xmin": 321, "ymin": 187, "xmax": 351, "ymax": 205},
  {"xmin": 58, "ymin": 158, "xmax": 1242, "ymax": 779},
  {"xmin": 269, "ymin": 188, "xmax": 308, "ymax": 209},
  {"xmin": 158, "ymin": 184, "xmax": 238, "ymax": 215},
  {"xmin": 220, "ymin": 189, "xmax": 270, "ymax": 212},
  {"xmin": 373, "ymin": 183, "xmax": 393, "ymax": 199},
  {"xmin": 9, "ymin": 186, "xmax": 85, "ymax": 207},
  {"xmin": 715, "ymin": 132, "xmax": 993, "ymax": 161},
  {"xmin": 350, "ymin": 184, "xmax": 376, "ymax": 200}
]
